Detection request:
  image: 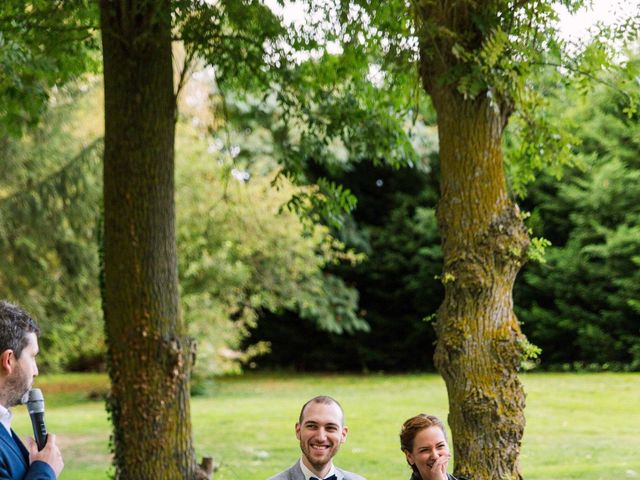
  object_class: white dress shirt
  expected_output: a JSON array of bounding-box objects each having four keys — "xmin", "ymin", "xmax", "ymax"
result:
[
  {"xmin": 0, "ymin": 404, "xmax": 13, "ymax": 435},
  {"xmin": 299, "ymin": 458, "xmax": 340, "ymax": 480}
]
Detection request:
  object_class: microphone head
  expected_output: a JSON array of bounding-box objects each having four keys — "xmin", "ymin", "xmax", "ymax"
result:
[{"xmin": 25, "ymin": 388, "xmax": 45, "ymax": 414}]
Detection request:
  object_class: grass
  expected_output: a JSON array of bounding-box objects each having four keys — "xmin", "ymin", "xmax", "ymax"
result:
[{"xmin": 10, "ymin": 372, "xmax": 640, "ymax": 479}]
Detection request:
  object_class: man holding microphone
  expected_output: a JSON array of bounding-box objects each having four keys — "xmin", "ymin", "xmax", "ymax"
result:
[{"xmin": 0, "ymin": 300, "xmax": 63, "ymax": 479}]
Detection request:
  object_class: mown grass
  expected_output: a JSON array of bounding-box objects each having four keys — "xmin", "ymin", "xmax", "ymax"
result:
[{"xmin": 10, "ymin": 372, "xmax": 639, "ymax": 480}]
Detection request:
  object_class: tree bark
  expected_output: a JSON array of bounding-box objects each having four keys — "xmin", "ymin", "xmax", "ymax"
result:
[
  {"xmin": 429, "ymin": 89, "xmax": 530, "ymax": 480},
  {"xmin": 99, "ymin": 1, "xmax": 197, "ymax": 478}
]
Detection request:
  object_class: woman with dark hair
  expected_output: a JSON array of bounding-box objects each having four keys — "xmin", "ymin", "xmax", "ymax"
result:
[{"xmin": 399, "ymin": 414, "xmax": 459, "ymax": 480}]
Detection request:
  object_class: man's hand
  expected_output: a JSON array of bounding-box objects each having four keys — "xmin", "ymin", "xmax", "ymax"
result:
[{"xmin": 27, "ymin": 433, "xmax": 64, "ymax": 478}]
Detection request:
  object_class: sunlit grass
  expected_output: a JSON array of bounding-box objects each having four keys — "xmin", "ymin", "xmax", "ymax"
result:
[{"xmin": 10, "ymin": 372, "xmax": 639, "ymax": 480}]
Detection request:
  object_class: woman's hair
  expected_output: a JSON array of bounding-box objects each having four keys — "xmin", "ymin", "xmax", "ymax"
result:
[{"xmin": 400, "ymin": 413, "xmax": 447, "ymax": 454}]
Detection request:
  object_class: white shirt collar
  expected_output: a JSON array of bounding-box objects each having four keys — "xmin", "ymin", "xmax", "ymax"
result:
[
  {"xmin": 299, "ymin": 458, "xmax": 339, "ymax": 480},
  {"xmin": 0, "ymin": 404, "xmax": 13, "ymax": 435}
]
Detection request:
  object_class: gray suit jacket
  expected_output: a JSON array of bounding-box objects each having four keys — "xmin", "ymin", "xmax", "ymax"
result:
[{"xmin": 268, "ymin": 461, "xmax": 366, "ymax": 480}]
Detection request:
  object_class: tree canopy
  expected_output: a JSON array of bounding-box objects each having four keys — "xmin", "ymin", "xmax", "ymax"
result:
[{"xmin": 0, "ymin": 0, "xmax": 98, "ymax": 136}]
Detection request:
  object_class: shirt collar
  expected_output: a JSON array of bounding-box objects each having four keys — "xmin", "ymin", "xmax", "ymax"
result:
[
  {"xmin": 0, "ymin": 404, "xmax": 13, "ymax": 435},
  {"xmin": 299, "ymin": 458, "xmax": 339, "ymax": 480}
]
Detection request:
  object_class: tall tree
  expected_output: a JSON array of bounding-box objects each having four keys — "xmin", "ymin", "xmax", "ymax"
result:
[
  {"xmin": 412, "ymin": 6, "xmax": 636, "ymax": 477},
  {"xmin": 414, "ymin": 5, "xmax": 529, "ymax": 478},
  {"xmin": 98, "ymin": 0, "xmax": 288, "ymax": 476},
  {"xmin": 281, "ymin": 1, "xmax": 638, "ymax": 478},
  {"xmin": 99, "ymin": 1, "xmax": 197, "ymax": 477}
]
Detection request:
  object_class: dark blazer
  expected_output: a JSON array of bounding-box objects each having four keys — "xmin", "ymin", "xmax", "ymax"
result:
[
  {"xmin": 268, "ymin": 461, "xmax": 367, "ymax": 480},
  {"xmin": 0, "ymin": 427, "xmax": 55, "ymax": 480}
]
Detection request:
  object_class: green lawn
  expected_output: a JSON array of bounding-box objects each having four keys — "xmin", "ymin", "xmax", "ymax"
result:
[{"xmin": 10, "ymin": 372, "xmax": 639, "ymax": 479}]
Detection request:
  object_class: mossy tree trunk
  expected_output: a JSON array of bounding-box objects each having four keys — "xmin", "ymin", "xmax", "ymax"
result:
[
  {"xmin": 99, "ymin": 1, "xmax": 197, "ymax": 478},
  {"xmin": 415, "ymin": 3, "xmax": 531, "ymax": 479}
]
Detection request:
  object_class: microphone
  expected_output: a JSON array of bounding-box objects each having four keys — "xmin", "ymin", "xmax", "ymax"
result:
[{"xmin": 25, "ymin": 388, "xmax": 48, "ymax": 451}]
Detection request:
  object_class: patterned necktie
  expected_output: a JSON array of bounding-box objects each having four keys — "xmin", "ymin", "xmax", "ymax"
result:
[{"xmin": 310, "ymin": 476, "xmax": 337, "ymax": 480}]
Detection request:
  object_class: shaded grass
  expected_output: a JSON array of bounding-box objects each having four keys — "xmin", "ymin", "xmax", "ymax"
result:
[{"xmin": 9, "ymin": 372, "xmax": 639, "ymax": 479}]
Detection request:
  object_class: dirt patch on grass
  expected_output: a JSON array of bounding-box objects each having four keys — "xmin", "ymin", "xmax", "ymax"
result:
[{"xmin": 57, "ymin": 433, "xmax": 112, "ymax": 465}]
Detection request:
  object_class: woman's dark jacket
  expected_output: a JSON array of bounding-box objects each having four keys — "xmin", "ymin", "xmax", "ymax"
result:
[{"xmin": 409, "ymin": 473, "xmax": 460, "ymax": 480}]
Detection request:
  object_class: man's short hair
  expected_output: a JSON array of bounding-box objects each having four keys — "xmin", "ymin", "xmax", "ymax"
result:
[
  {"xmin": 0, "ymin": 300, "xmax": 40, "ymax": 359},
  {"xmin": 298, "ymin": 395, "xmax": 345, "ymax": 425}
]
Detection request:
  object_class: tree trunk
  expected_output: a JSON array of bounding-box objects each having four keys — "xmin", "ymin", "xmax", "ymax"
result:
[
  {"xmin": 430, "ymin": 88, "xmax": 530, "ymax": 480},
  {"xmin": 99, "ymin": 1, "xmax": 197, "ymax": 478}
]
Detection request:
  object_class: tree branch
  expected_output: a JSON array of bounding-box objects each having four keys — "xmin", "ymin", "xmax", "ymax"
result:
[
  {"xmin": 530, "ymin": 60, "xmax": 633, "ymax": 99},
  {"xmin": 174, "ymin": 45, "xmax": 197, "ymax": 103},
  {"xmin": 0, "ymin": 138, "xmax": 103, "ymax": 207}
]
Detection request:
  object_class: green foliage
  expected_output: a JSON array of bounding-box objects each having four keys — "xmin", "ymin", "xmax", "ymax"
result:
[
  {"xmin": 527, "ymin": 236, "xmax": 552, "ymax": 264},
  {"xmin": 246, "ymin": 160, "xmax": 444, "ymax": 372},
  {"xmin": 319, "ymin": 0, "xmax": 638, "ymax": 204},
  {"xmin": 518, "ymin": 338, "xmax": 542, "ymax": 371},
  {"xmin": 505, "ymin": 85, "xmax": 583, "ymax": 198},
  {"xmin": 503, "ymin": 13, "xmax": 640, "ymax": 197},
  {"xmin": 175, "ymin": 0, "xmax": 424, "ymax": 230},
  {"xmin": 176, "ymin": 3, "xmax": 436, "ymax": 375},
  {"xmin": 267, "ymin": 64, "xmax": 421, "ymax": 232},
  {"xmin": 175, "ymin": 0, "xmax": 289, "ymax": 92},
  {"xmin": 0, "ymin": 0, "xmax": 99, "ymax": 136},
  {"xmin": 3, "ymin": 0, "xmax": 640, "ymax": 377},
  {"xmin": 516, "ymin": 65, "xmax": 640, "ymax": 370},
  {"xmin": 519, "ymin": 163, "xmax": 640, "ymax": 368},
  {"xmin": 1, "ymin": 77, "xmax": 366, "ymax": 375},
  {"xmin": 201, "ymin": 1, "xmax": 427, "ymax": 228},
  {"xmin": 175, "ymin": 119, "xmax": 366, "ymax": 377},
  {"xmin": 0, "ymin": 82, "xmax": 104, "ymax": 371},
  {"xmin": 276, "ymin": 61, "xmax": 419, "ymax": 171},
  {"xmin": 281, "ymin": 176, "xmax": 357, "ymax": 230}
]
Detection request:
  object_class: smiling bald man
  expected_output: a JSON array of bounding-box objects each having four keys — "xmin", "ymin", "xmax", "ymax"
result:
[{"xmin": 268, "ymin": 396, "xmax": 366, "ymax": 480}]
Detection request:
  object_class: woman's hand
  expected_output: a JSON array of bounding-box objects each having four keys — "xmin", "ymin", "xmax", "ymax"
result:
[{"xmin": 428, "ymin": 451, "xmax": 450, "ymax": 480}]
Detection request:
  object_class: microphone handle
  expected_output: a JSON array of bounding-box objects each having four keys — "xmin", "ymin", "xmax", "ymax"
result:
[{"xmin": 29, "ymin": 412, "xmax": 48, "ymax": 451}]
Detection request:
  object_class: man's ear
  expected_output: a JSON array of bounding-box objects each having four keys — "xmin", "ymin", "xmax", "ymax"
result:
[
  {"xmin": 340, "ymin": 425, "xmax": 348, "ymax": 443},
  {"xmin": 295, "ymin": 422, "xmax": 301, "ymax": 440},
  {"xmin": 0, "ymin": 349, "xmax": 14, "ymax": 374}
]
